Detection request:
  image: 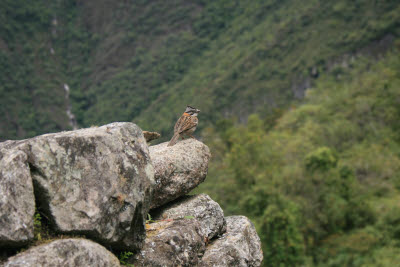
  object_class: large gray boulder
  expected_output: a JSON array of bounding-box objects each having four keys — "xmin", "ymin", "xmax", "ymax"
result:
[
  {"xmin": 0, "ymin": 149, "xmax": 35, "ymax": 247},
  {"xmin": 149, "ymin": 139, "xmax": 211, "ymax": 208},
  {"xmin": 133, "ymin": 219, "xmax": 206, "ymax": 266},
  {"xmin": 3, "ymin": 238, "xmax": 120, "ymax": 267},
  {"xmin": 201, "ymin": 216, "xmax": 263, "ymax": 267},
  {"xmin": 0, "ymin": 122, "xmax": 155, "ymax": 250},
  {"xmin": 152, "ymin": 194, "xmax": 226, "ymax": 239}
]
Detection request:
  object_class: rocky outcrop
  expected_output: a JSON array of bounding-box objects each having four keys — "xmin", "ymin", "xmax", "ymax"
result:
[
  {"xmin": 0, "ymin": 150, "xmax": 35, "ymax": 247},
  {"xmin": 133, "ymin": 219, "xmax": 206, "ymax": 266},
  {"xmin": 132, "ymin": 194, "xmax": 227, "ymax": 266},
  {"xmin": 3, "ymin": 238, "xmax": 120, "ymax": 267},
  {"xmin": 153, "ymin": 194, "xmax": 226, "ymax": 239},
  {"xmin": 0, "ymin": 122, "xmax": 155, "ymax": 250},
  {"xmin": 149, "ymin": 139, "xmax": 211, "ymax": 208},
  {"xmin": 132, "ymin": 201, "xmax": 264, "ymax": 266},
  {"xmin": 0, "ymin": 123, "xmax": 263, "ymax": 266},
  {"xmin": 201, "ymin": 216, "xmax": 263, "ymax": 267}
]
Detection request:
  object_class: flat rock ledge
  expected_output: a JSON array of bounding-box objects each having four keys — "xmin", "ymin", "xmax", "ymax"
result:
[
  {"xmin": 0, "ymin": 122, "xmax": 155, "ymax": 250},
  {"xmin": 152, "ymin": 194, "xmax": 226, "ymax": 239},
  {"xmin": 2, "ymin": 238, "xmax": 120, "ymax": 267},
  {"xmin": 201, "ymin": 216, "xmax": 264, "ymax": 267},
  {"xmin": 149, "ymin": 139, "xmax": 211, "ymax": 209}
]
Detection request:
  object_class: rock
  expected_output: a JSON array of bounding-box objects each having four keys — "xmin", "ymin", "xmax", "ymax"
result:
[
  {"xmin": 201, "ymin": 216, "xmax": 263, "ymax": 267},
  {"xmin": 0, "ymin": 140, "xmax": 20, "ymax": 150},
  {"xmin": 1, "ymin": 122, "xmax": 155, "ymax": 250},
  {"xmin": 133, "ymin": 219, "xmax": 206, "ymax": 267},
  {"xmin": 149, "ymin": 139, "xmax": 211, "ymax": 208},
  {"xmin": 0, "ymin": 149, "xmax": 35, "ymax": 248},
  {"xmin": 152, "ymin": 194, "xmax": 226, "ymax": 239},
  {"xmin": 3, "ymin": 238, "xmax": 120, "ymax": 267},
  {"xmin": 143, "ymin": 131, "xmax": 161, "ymax": 142}
]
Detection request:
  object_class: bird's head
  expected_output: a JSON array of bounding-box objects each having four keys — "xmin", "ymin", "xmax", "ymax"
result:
[{"xmin": 185, "ymin": 105, "xmax": 200, "ymax": 116}]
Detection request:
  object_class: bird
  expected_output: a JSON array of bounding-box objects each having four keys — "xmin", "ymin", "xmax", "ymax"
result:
[{"xmin": 168, "ymin": 105, "xmax": 200, "ymax": 147}]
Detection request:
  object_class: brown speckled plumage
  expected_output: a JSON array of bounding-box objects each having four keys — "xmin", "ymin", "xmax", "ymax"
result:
[{"xmin": 168, "ymin": 106, "xmax": 200, "ymax": 147}]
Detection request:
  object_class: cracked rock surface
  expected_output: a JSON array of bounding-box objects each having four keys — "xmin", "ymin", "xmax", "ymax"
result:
[
  {"xmin": 149, "ymin": 139, "xmax": 211, "ymax": 208},
  {"xmin": 3, "ymin": 238, "xmax": 120, "ymax": 267}
]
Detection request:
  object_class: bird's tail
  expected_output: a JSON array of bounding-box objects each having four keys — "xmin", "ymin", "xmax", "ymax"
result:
[{"xmin": 167, "ymin": 133, "xmax": 180, "ymax": 147}]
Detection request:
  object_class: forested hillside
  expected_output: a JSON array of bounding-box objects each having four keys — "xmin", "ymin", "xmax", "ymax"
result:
[
  {"xmin": 1, "ymin": 0, "xmax": 400, "ymax": 266},
  {"xmin": 0, "ymin": 0, "xmax": 399, "ymax": 140},
  {"xmin": 197, "ymin": 51, "xmax": 400, "ymax": 266}
]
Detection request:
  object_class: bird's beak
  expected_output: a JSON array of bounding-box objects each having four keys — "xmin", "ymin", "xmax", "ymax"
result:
[{"xmin": 197, "ymin": 109, "xmax": 201, "ymax": 113}]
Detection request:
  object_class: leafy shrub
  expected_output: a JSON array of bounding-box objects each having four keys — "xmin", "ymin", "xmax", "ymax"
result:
[
  {"xmin": 305, "ymin": 147, "xmax": 338, "ymax": 172},
  {"xmin": 119, "ymin": 251, "xmax": 134, "ymax": 266},
  {"xmin": 260, "ymin": 196, "xmax": 305, "ymax": 267}
]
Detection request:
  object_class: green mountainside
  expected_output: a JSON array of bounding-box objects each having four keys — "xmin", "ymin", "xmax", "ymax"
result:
[
  {"xmin": 1, "ymin": 0, "xmax": 399, "ymax": 140},
  {"xmin": 1, "ymin": 1, "xmax": 400, "ymax": 266},
  {"xmin": 197, "ymin": 51, "xmax": 400, "ymax": 266}
]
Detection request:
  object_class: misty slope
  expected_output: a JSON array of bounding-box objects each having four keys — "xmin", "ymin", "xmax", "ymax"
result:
[{"xmin": 1, "ymin": 0, "xmax": 399, "ymax": 140}]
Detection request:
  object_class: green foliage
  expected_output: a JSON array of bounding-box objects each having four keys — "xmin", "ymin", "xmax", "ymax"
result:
[
  {"xmin": 136, "ymin": 0, "xmax": 400, "ymax": 138},
  {"xmin": 197, "ymin": 52, "xmax": 400, "ymax": 266},
  {"xmin": 0, "ymin": 0, "xmax": 92, "ymax": 139},
  {"xmin": 33, "ymin": 211, "xmax": 42, "ymax": 227},
  {"xmin": 1, "ymin": 1, "xmax": 400, "ymax": 266},
  {"xmin": 31, "ymin": 209, "xmax": 54, "ymax": 245},
  {"xmin": 259, "ymin": 195, "xmax": 305, "ymax": 266},
  {"xmin": 119, "ymin": 251, "xmax": 134, "ymax": 266},
  {"xmin": 33, "ymin": 210, "xmax": 42, "ymax": 241},
  {"xmin": 305, "ymin": 147, "xmax": 338, "ymax": 172},
  {"xmin": 1, "ymin": 0, "xmax": 399, "ymax": 141},
  {"xmin": 379, "ymin": 206, "xmax": 400, "ymax": 241},
  {"xmin": 146, "ymin": 213, "xmax": 154, "ymax": 224}
]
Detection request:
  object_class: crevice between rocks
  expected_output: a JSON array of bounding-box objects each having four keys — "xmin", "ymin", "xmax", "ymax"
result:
[
  {"xmin": 0, "ymin": 160, "xmax": 55, "ymax": 263},
  {"xmin": 129, "ymin": 201, "xmax": 145, "ymax": 247},
  {"xmin": 28, "ymin": 162, "xmax": 55, "ymax": 232}
]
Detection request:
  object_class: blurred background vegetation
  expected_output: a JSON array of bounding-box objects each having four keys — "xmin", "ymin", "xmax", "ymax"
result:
[{"xmin": 1, "ymin": 0, "xmax": 400, "ymax": 266}]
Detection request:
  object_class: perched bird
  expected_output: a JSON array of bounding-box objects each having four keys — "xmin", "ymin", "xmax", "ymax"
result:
[{"xmin": 168, "ymin": 105, "xmax": 200, "ymax": 147}]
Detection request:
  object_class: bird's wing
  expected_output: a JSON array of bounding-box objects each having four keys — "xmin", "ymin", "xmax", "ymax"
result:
[
  {"xmin": 174, "ymin": 115, "xmax": 184, "ymax": 133},
  {"xmin": 175, "ymin": 115, "xmax": 197, "ymax": 134}
]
